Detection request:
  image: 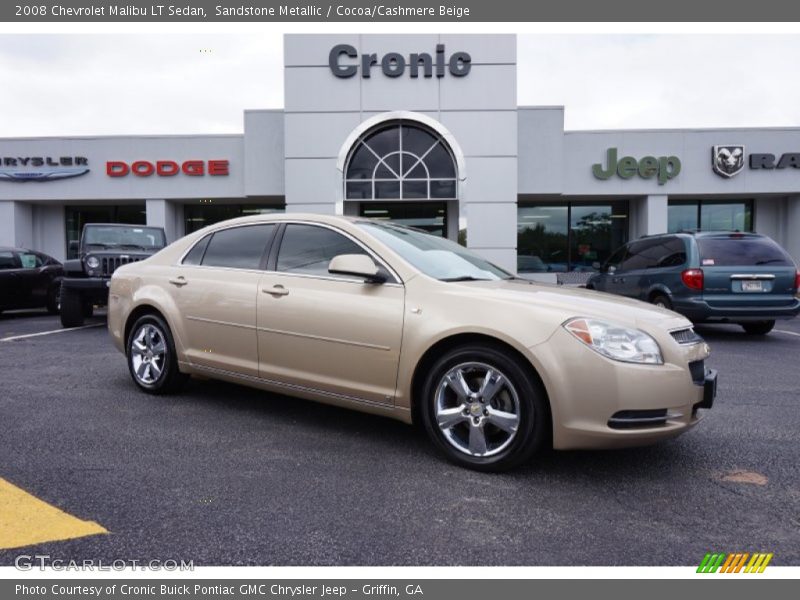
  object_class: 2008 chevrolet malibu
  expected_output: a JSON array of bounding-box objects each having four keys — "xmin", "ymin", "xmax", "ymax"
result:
[{"xmin": 108, "ymin": 214, "xmax": 717, "ymax": 471}]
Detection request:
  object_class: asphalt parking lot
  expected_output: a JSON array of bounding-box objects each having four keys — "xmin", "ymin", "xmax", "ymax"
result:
[{"xmin": 0, "ymin": 309, "xmax": 799, "ymax": 566}]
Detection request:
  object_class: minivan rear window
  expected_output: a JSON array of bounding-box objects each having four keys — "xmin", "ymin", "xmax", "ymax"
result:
[{"xmin": 697, "ymin": 236, "xmax": 793, "ymax": 267}]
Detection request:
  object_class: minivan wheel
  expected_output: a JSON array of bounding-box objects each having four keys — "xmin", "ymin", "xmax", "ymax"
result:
[
  {"xmin": 650, "ymin": 293, "xmax": 672, "ymax": 310},
  {"xmin": 420, "ymin": 345, "xmax": 547, "ymax": 472},
  {"xmin": 127, "ymin": 314, "xmax": 187, "ymax": 394},
  {"xmin": 741, "ymin": 320, "xmax": 775, "ymax": 335}
]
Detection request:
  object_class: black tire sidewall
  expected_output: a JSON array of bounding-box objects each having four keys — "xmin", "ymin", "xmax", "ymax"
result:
[
  {"xmin": 420, "ymin": 344, "xmax": 547, "ymax": 471},
  {"xmin": 59, "ymin": 289, "xmax": 84, "ymax": 327},
  {"xmin": 652, "ymin": 293, "xmax": 672, "ymax": 310},
  {"xmin": 743, "ymin": 320, "xmax": 775, "ymax": 335},
  {"xmin": 127, "ymin": 314, "xmax": 181, "ymax": 394}
]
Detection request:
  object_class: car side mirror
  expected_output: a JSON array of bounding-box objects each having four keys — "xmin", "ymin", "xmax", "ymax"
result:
[
  {"xmin": 328, "ymin": 254, "xmax": 386, "ymax": 283},
  {"xmin": 607, "ymin": 265, "xmax": 617, "ymax": 275},
  {"xmin": 592, "ymin": 261, "xmax": 601, "ymax": 271}
]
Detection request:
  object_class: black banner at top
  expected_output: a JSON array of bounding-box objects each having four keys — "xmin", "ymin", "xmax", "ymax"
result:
[{"xmin": 3, "ymin": 0, "xmax": 800, "ymax": 22}]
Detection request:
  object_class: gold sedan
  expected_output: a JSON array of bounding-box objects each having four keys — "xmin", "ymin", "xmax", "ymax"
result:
[{"xmin": 108, "ymin": 214, "xmax": 717, "ymax": 471}]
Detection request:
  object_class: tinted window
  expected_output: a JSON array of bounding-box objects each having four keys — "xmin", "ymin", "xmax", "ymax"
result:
[
  {"xmin": 18, "ymin": 252, "xmax": 43, "ymax": 269},
  {"xmin": 277, "ymin": 224, "xmax": 368, "ymax": 277},
  {"xmin": 654, "ymin": 237, "xmax": 687, "ymax": 267},
  {"xmin": 182, "ymin": 235, "xmax": 211, "ymax": 265},
  {"xmin": 605, "ymin": 245, "xmax": 627, "ymax": 270},
  {"xmin": 620, "ymin": 239, "xmax": 659, "ymax": 271},
  {"xmin": 0, "ymin": 251, "xmax": 18, "ymax": 269},
  {"xmin": 201, "ymin": 224, "xmax": 275, "ymax": 270},
  {"xmin": 697, "ymin": 236, "xmax": 793, "ymax": 267}
]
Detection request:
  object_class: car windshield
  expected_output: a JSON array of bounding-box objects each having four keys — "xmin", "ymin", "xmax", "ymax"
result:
[
  {"xmin": 697, "ymin": 236, "xmax": 793, "ymax": 267},
  {"xmin": 84, "ymin": 226, "xmax": 166, "ymax": 250},
  {"xmin": 357, "ymin": 221, "xmax": 512, "ymax": 281}
]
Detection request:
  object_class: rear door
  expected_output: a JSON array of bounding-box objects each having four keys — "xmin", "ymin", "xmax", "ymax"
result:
[
  {"xmin": 697, "ymin": 234, "xmax": 798, "ymax": 307},
  {"xmin": 0, "ymin": 250, "xmax": 22, "ymax": 308}
]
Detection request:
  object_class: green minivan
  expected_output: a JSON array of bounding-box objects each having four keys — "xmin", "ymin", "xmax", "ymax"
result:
[{"xmin": 587, "ymin": 231, "xmax": 800, "ymax": 335}]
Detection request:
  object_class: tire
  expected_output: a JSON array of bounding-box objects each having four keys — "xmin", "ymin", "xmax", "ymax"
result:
[
  {"xmin": 46, "ymin": 284, "xmax": 60, "ymax": 315},
  {"xmin": 420, "ymin": 344, "xmax": 549, "ymax": 472},
  {"xmin": 83, "ymin": 302, "xmax": 94, "ymax": 318},
  {"xmin": 650, "ymin": 293, "xmax": 673, "ymax": 310},
  {"xmin": 742, "ymin": 320, "xmax": 775, "ymax": 335},
  {"xmin": 126, "ymin": 313, "xmax": 187, "ymax": 395},
  {"xmin": 60, "ymin": 289, "xmax": 85, "ymax": 328}
]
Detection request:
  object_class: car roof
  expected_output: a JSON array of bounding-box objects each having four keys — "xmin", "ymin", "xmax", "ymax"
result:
[
  {"xmin": 83, "ymin": 223, "xmax": 163, "ymax": 228},
  {"xmin": 638, "ymin": 230, "xmax": 765, "ymax": 240}
]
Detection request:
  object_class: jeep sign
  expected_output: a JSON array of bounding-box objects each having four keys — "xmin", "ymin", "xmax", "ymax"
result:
[{"xmin": 592, "ymin": 148, "xmax": 681, "ymax": 185}]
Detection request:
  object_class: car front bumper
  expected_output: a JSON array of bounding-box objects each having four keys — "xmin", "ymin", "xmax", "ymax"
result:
[{"xmin": 529, "ymin": 326, "xmax": 716, "ymax": 450}]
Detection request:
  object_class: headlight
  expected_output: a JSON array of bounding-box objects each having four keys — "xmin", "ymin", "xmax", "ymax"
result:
[
  {"xmin": 563, "ymin": 318, "xmax": 663, "ymax": 365},
  {"xmin": 86, "ymin": 256, "xmax": 100, "ymax": 269}
]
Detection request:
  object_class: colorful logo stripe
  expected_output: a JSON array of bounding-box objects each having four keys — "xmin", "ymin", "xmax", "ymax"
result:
[{"xmin": 697, "ymin": 552, "xmax": 773, "ymax": 573}]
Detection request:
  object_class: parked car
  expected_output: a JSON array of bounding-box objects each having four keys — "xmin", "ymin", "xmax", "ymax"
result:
[
  {"xmin": 60, "ymin": 223, "xmax": 167, "ymax": 328},
  {"xmin": 107, "ymin": 214, "xmax": 716, "ymax": 471},
  {"xmin": 587, "ymin": 231, "xmax": 800, "ymax": 335},
  {"xmin": 0, "ymin": 247, "xmax": 63, "ymax": 315}
]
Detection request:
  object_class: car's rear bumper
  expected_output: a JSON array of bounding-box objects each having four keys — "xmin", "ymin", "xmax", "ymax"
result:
[{"xmin": 673, "ymin": 296, "xmax": 800, "ymax": 322}]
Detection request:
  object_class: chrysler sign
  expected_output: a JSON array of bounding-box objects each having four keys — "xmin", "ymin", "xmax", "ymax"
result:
[{"xmin": 0, "ymin": 155, "xmax": 89, "ymax": 182}]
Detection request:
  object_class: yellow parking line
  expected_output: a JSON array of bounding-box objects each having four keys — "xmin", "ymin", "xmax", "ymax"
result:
[{"xmin": 0, "ymin": 477, "xmax": 107, "ymax": 550}]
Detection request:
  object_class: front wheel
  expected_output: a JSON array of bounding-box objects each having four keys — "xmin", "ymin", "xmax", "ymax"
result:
[
  {"xmin": 127, "ymin": 314, "xmax": 187, "ymax": 394},
  {"xmin": 742, "ymin": 320, "xmax": 775, "ymax": 335},
  {"xmin": 420, "ymin": 345, "xmax": 549, "ymax": 472},
  {"xmin": 46, "ymin": 284, "xmax": 60, "ymax": 314}
]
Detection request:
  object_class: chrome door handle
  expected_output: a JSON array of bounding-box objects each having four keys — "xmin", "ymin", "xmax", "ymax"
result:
[
  {"xmin": 263, "ymin": 285, "xmax": 289, "ymax": 297},
  {"xmin": 168, "ymin": 276, "xmax": 187, "ymax": 287}
]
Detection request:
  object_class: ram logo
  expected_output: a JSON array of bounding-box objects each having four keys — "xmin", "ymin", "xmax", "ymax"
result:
[{"xmin": 712, "ymin": 145, "xmax": 745, "ymax": 178}]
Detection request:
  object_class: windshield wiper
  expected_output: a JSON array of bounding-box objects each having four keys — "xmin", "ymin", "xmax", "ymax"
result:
[
  {"xmin": 440, "ymin": 276, "xmax": 491, "ymax": 282},
  {"xmin": 119, "ymin": 244, "xmax": 147, "ymax": 250},
  {"xmin": 755, "ymin": 259, "xmax": 786, "ymax": 265},
  {"xmin": 85, "ymin": 242, "xmax": 115, "ymax": 249}
]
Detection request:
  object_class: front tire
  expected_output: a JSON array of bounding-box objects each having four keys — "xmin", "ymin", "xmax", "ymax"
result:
[
  {"xmin": 46, "ymin": 284, "xmax": 60, "ymax": 314},
  {"xmin": 742, "ymin": 320, "xmax": 775, "ymax": 335},
  {"xmin": 420, "ymin": 344, "xmax": 549, "ymax": 472},
  {"xmin": 60, "ymin": 289, "xmax": 85, "ymax": 327},
  {"xmin": 127, "ymin": 314, "xmax": 186, "ymax": 394}
]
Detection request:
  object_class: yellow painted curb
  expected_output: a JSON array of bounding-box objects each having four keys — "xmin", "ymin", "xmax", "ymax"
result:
[{"xmin": 0, "ymin": 477, "xmax": 107, "ymax": 550}]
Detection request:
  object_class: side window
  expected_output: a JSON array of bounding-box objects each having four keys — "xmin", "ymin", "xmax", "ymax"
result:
[
  {"xmin": 620, "ymin": 240, "xmax": 658, "ymax": 271},
  {"xmin": 200, "ymin": 224, "xmax": 275, "ymax": 270},
  {"xmin": 277, "ymin": 224, "xmax": 369, "ymax": 278},
  {"xmin": 182, "ymin": 234, "xmax": 211, "ymax": 266},
  {"xmin": 0, "ymin": 251, "xmax": 19, "ymax": 270},
  {"xmin": 656, "ymin": 237, "xmax": 687, "ymax": 268},
  {"xmin": 605, "ymin": 245, "xmax": 627, "ymax": 270},
  {"xmin": 18, "ymin": 252, "xmax": 43, "ymax": 269}
]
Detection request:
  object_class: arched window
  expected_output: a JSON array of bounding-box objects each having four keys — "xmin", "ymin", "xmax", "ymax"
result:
[{"xmin": 345, "ymin": 121, "xmax": 457, "ymax": 200}]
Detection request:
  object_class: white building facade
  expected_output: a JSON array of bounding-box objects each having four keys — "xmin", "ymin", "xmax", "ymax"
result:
[{"xmin": 1, "ymin": 33, "xmax": 799, "ymax": 274}]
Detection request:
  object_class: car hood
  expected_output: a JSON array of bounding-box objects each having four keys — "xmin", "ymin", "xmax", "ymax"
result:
[{"xmin": 449, "ymin": 279, "xmax": 692, "ymax": 331}]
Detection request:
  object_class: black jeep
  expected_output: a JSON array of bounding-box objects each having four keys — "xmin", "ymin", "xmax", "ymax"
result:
[{"xmin": 60, "ymin": 223, "xmax": 167, "ymax": 327}]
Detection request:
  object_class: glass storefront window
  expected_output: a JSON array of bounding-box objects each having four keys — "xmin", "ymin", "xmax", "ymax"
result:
[
  {"xmin": 183, "ymin": 203, "xmax": 285, "ymax": 235},
  {"xmin": 65, "ymin": 204, "xmax": 146, "ymax": 259},
  {"xmin": 668, "ymin": 200, "xmax": 753, "ymax": 233},
  {"xmin": 517, "ymin": 202, "xmax": 628, "ymax": 273},
  {"xmin": 360, "ymin": 202, "xmax": 447, "ymax": 237}
]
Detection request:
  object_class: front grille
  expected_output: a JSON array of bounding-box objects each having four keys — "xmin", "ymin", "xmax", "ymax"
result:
[
  {"xmin": 688, "ymin": 359, "xmax": 705, "ymax": 385},
  {"xmin": 670, "ymin": 327, "xmax": 703, "ymax": 345},
  {"xmin": 100, "ymin": 256, "xmax": 142, "ymax": 276}
]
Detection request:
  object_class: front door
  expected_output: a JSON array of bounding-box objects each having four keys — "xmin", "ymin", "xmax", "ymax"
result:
[{"xmin": 257, "ymin": 223, "xmax": 405, "ymax": 405}]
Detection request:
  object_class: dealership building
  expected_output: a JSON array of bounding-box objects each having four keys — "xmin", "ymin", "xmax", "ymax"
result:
[{"xmin": 2, "ymin": 33, "xmax": 800, "ymax": 274}]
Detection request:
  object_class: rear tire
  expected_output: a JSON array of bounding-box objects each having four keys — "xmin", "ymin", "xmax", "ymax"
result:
[
  {"xmin": 420, "ymin": 344, "xmax": 549, "ymax": 472},
  {"xmin": 742, "ymin": 320, "xmax": 775, "ymax": 335},
  {"xmin": 46, "ymin": 285, "xmax": 60, "ymax": 314},
  {"xmin": 650, "ymin": 293, "xmax": 673, "ymax": 310},
  {"xmin": 127, "ymin": 314, "xmax": 187, "ymax": 395},
  {"xmin": 60, "ymin": 289, "xmax": 85, "ymax": 328}
]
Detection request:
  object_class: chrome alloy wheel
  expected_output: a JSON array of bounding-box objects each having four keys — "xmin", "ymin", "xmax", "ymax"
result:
[
  {"xmin": 434, "ymin": 362, "xmax": 521, "ymax": 457},
  {"xmin": 130, "ymin": 324, "xmax": 167, "ymax": 385}
]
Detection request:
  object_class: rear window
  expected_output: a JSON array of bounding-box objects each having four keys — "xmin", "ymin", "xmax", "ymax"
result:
[{"xmin": 697, "ymin": 236, "xmax": 793, "ymax": 267}]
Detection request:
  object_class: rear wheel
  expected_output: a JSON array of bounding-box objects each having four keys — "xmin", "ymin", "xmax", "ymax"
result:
[
  {"xmin": 420, "ymin": 344, "xmax": 548, "ymax": 472},
  {"xmin": 127, "ymin": 314, "xmax": 187, "ymax": 394},
  {"xmin": 742, "ymin": 320, "xmax": 775, "ymax": 335},
  {"xmin": 59, "ymin": 289, "xmax": 85, "ymax": 328},
  {"xmin": 650, "ymin": 293, "xmax": 673, "ymax": 310}
]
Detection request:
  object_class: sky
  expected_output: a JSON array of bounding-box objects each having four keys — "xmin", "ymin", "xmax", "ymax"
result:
[{"xmin": 1, "ymin": 33, "xmax": 800, "ymax": 137}]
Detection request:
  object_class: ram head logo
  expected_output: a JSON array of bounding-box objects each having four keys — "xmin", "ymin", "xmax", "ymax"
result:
[{"xmin": 712, "ymin": 145, "xmax": 745, "ymax": 178}]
